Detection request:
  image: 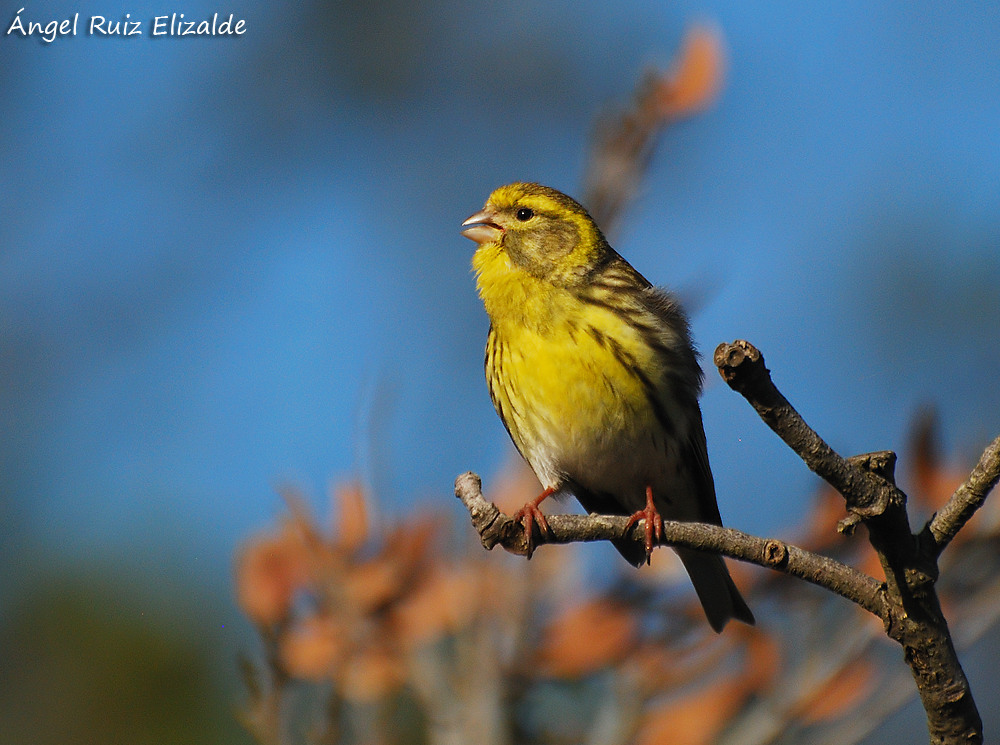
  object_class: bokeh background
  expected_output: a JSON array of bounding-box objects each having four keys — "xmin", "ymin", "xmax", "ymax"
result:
[{"xmin": 2, "ymin": 0, "xmax": 998, "ymax": 743}]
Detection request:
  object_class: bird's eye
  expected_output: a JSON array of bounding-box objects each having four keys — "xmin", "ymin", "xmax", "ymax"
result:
[{"xmin": 515, "ymin": 207, "xmax": 534, "ymax": 222}]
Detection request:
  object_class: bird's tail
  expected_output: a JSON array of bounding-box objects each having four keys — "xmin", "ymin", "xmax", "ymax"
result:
[{"xmin": 675, "ymin": 547, "xmax": 755, "ymax": 632}]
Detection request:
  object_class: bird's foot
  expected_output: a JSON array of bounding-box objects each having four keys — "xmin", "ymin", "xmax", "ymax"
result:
[
  {"xmin": 510, "ymin": 486, "xmax": 556, "ymax": 559},
  {"xmin": 623, "ymin": 486, "xmax": 664, "ymax": 565}
]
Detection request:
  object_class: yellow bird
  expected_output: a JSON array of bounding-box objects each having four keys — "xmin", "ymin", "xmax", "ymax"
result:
[{"xmin": 462, "ymin": 182, "xmax": 753, "ymax": 632}]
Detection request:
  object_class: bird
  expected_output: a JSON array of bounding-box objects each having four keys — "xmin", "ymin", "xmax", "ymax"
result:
[{"xmin": 461, "ymin": 182, "xmax": 753, "ymax": 632}]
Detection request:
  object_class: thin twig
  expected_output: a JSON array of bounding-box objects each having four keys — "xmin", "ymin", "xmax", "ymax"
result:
[
  {"xmin": 925, "ymin": 435, "xmax": 1000, "ymax": 555},
  {"xmin": 712, "ymin": 340, "xmax": 905, "ymax": 519}
]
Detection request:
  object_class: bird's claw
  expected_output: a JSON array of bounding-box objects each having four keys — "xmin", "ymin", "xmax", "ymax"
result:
[
  {"xmin": 624, "ymin": 486, "xmax": 664, "ymax": 565},
  {"xmin": 511, "ymin": 503, "xmax": 550, "ymax": 559},
  {"xmin": 510, "ymin": 486, "xmax": 556, "ymax": 559}
]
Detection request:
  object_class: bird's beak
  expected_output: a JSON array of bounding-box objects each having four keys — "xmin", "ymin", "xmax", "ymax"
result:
[{"xmin": 461, "ymin": 209, "xmax": 504, "ymax": 244}]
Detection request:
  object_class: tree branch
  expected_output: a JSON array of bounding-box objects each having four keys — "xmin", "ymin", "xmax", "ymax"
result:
[
  {"xmin": 713, "ymin": 342, "xmax": 921, "ymax": 615},
  {"xmin": 454, "ymin": 472, "xmax": 888, "ymax": 619},
  {"xmin": 713, "ymin": 339, "xmax": 985, "ymax": 745},
  {"xmin": 925, "ymin": 435, "xmax": 1000, "ymax": 555},
  {"xmin": 712, "ymin": 340, "xmax": 906, "ymax": 521}
]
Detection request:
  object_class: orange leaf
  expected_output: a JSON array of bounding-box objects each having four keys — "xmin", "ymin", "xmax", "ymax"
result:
[
  {"xmin": 391, "ymin": 564, "xmax": 481, "ymax": 649},
  {"xmin": 344, "ymin": 556, "xmax": 406, "ymax": 613},
  {"xmin": 536, "ymin": 599, "xmax": 636, "ymax": 678},
  {"xmin": 798, "ymin": 485, "xmax": 851, "ymax": 552},
  {"xmin": 235, "ymin": 526, "xmax": 311, "ymax": 625},
  {"xmin": 857, "ymin": 544, "xmax": 886, "ymax": 582},
  {"xmin": 382, "ymin": 515, "xmax": 440, "ymax": 573},
  {"xmin": 655, "ymin": 24, "xmax": 725, "ymax": 119},
  {"xmin": 340, "ymin": 645, "xmax": 405, "ymax": 702},
  {"xmin": 906, "ymin": 408, "xmax": 965, "ymax": 512},
  {"xmin": 793, "ymin": 662, "xmax": 876, "ymax": 724},
  {"xmin": 742, "ymin": 627, "xmax": 782, "ymax": 691},
  {"xmin": 332, "ymin": 481, "xmax": 369, "ymax": 554},
  {"xmin": 279, "ymin": 614, "xmax": 344, "ymax": 682},
  {"xmin": 637, "ymin": 678, "xmax": 745, "ymax": 745}
]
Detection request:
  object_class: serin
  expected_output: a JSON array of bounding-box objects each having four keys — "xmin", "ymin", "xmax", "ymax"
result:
[{"xmin": 462, "ymin": 182, "xmax": 753, "ymax": 632}]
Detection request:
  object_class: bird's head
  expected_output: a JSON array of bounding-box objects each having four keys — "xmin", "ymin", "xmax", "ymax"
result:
[{"xmin": 462, "ymin": 182, "xmax": 610, "ymax": 286}]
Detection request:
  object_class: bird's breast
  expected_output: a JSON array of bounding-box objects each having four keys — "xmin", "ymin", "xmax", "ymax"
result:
[{"xmin": 487, "ymin": 301, "xmax": 682, "ymax": 496}]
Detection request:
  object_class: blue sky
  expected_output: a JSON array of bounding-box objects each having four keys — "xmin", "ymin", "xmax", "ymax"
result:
[{"xmin": 2, "ymin": 0, "xmax": 998, "ymax": 608}]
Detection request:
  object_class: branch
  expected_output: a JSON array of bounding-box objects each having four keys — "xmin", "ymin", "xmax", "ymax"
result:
[
  {"xmin": 714, "ymin": 339, "xmax": 985, "ymax": 745},
  {"xmin": 454, "ymin": 472, "xmax": 888, "ymax": 619},
  {"xmin": 713, "ymin": 340, "xmax": 905, "ymax": 521},
  {"xmin": 925, "ymin": 435, "xmax": 1000, "ymax": 554},
  {"xmin": 712, "ymin": 341, "xmax": 922, "ymax": 621}
]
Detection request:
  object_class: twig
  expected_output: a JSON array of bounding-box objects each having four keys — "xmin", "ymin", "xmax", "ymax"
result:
[
  {"xmin": 583, "ymin": 69, "xmax": 664, "ymax": 234},
  {"xmin": 925, "ymin": 435, "xmax": 1000, "ymax": 555},
  {"xmin": 712, "ymin": 340, "xmax": 905, "ymax": 521},
  {"xmin": 454, "ymin": 472, "xmax": 887, "ymax": 618}
]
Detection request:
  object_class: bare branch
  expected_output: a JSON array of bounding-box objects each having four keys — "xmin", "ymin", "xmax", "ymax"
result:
[
  {"xmin": 925, "ymin": 435, "xmax": 1000, "ymax": 554},
  {"xmin": 454, "ymin": 472, "xmax": 888, "ymax": 619},
  {"xmin": 713, "ymin": 339, "xmax": 986, "ymax": 745},
  {"xmin": 712, "ymin": 341, "xmax": 921, "ymax": 622},
  {"xmin": 713, "ymin": 340, "xmax": 906, "ymax": 519}
]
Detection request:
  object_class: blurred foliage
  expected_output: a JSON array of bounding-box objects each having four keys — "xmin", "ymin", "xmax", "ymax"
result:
[
  {"xmin": 0, "ymin": 567, "xmax": 251, "ymax": 745},
  {"xmin": 234, "ymin": 412, "xmax": 1000, "ymax": 745},
  {"xmin": 584, "ymin": 25, "xmax": 725, "ymax": 232}
]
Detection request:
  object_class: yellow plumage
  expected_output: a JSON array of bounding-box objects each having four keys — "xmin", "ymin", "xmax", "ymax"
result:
[{"xmin": 463, "ymin": 182, "xmax": 753, "ymax": 632}]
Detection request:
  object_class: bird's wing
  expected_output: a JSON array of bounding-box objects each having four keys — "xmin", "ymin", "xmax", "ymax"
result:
[{"xmin": 683, "ymin": 416, "xmax": 724, "ymax": 526}]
